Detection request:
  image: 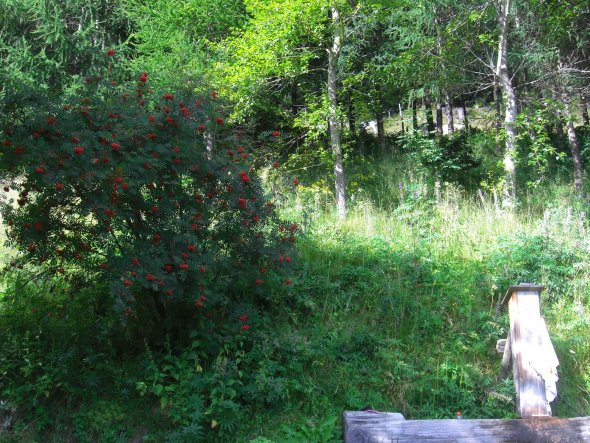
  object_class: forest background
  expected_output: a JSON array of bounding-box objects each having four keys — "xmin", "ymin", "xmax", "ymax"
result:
[{"xmin": 1, "ymin": 0, "xmax": 590, "ymax": 441}]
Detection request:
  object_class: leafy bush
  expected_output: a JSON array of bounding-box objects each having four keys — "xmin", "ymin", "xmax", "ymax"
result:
[
  {"xmin": 0, "ymin": 59, "xmax": 295, "ymax": 338},
  {"xmin": 396, "ymin": 132, "xmax": 484, "ymax": 190}
]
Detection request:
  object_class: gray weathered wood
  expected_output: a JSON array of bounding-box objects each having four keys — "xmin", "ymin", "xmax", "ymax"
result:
[
  {"xmin": 500, "ymin": 331, "xmax": 512, "ymax": 380},
  {"xmin": 343, "ymin": 412, "xmax": 590, "ymax": 442},
  {"xmin": 507, "ymin": 284, "xmax": 553, "ymax": 417}
]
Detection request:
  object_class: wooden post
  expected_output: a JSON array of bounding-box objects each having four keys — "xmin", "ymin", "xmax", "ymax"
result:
[
  {"xmin": 499, "ymin": 331, "xmax": 512, "ymax": 380},
  {"xmin": 504, "ymin": 284, "xmax": 555, "ymax": 417}
]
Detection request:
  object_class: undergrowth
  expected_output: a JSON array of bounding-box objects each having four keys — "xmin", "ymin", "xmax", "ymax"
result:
[{"xmin": 2, "ymin": 154, "xmax": 590, "ymax": 442}]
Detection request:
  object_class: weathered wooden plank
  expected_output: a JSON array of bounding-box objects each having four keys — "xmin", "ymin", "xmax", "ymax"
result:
[
  {"xmin": 343, "ymin": 412, "xmax": 590, "ymax": 443},
  {"xmin": 500, "ymin": 332, "xmax": 512, "ymax": 380},
  {"xmin": 508, "ymin": 286, "xmax": 549, "ymax": 417}
]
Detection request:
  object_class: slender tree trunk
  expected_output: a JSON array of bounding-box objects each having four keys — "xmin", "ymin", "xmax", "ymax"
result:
[
  {"xmin": 496, "ymin": 0, "xmax": 518, "ymax": 207},
  {"xmin": 455, "ymin": 102, "xmax": 466, "ymax": 130},
  {"xmin": 445, "ymin": 94, "xmax": 454, "ymax": 134},
  {"xmin": 424, "ymin": 93, "xmax": 435, "ymax": 134},
  {"xmin": 412, "ymin": 99, "xmax": 418, "ymax": 131},
  {"xmin": 580, "ymin": 95, "xmax": 589, "ymax": 126},
  {"xmin": 462, "ymin": 103, "xmax": 469, "ymax": 131},
  {"xmin": 375, "ymin": 85, "xmax": 386, "ymax": 152},
  {"xmin": 558, "ymin": 56, "xmax": 584, "ymax": 196},
  {"xmin": 564, "ymin": 101, "xmax": 584, "ymax": 196},
  {"xmin": 399, "ymin": 103, "xmax": 405, "ymax": 133},
  {"xmin": 435, "ymin": 98, "xmax": 443, "ymax": 136},
  {"xmin": 377, "ymin": 110, "xmax": 386, "ymax": 152},
  {"xmin": 493, "ymin": 79, "xmax": 502, "ymax": 154},
  {"xmin": 328, "ymin": 6, "xmax": 346, "ymax": 219}
]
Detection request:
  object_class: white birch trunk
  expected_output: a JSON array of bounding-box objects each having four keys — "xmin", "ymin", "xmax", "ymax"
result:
[
  {"xmin": 496, "ymin": 0, "xmax": 518, "ymax": 208},
  {"xmin": 328, "ymin": 6, "xmax": 346, "ymax": 219}
]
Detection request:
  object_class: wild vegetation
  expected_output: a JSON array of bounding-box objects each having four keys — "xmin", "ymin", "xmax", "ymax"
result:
[{"xmin": 1, "ymin": 1, "xmax": 590, "ymax": 442}]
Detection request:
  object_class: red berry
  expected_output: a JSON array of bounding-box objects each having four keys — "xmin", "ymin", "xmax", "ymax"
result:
[
  {"xmin": 216, "ymin": 117, "xmax": 224, "ymax": 125},
  {"xmin": 146, "ymin": 274, "xmax": 155, "ymax": 281},
  {"xmin": 179, "ymin": 263, "xmax": 189, "ymax": 270},
  {"xmin": 123, "ymin": 279, "xmax": 133, "ymax": 287},
  {"xmin": 107, "ymin": 49, "xmax": 115, "ymax": 56},
  {"xmin": 139, "ymin": 72, "xmax": 148, "ymax": 83},
  {"xmin": 74, "ymin": 146, "xmax": 84, "ymax": 155}
]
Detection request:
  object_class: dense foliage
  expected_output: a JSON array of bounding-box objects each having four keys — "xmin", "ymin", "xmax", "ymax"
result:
[
  {"xmin": 1, "ymin": 0, "xmax": 590, "ymax": 442},
  {"xmin": 0, "ymin": 56, "xmax": 296, "ymax": 339}
]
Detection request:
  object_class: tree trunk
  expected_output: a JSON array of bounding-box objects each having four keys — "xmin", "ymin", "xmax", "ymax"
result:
[
  {"xmin": 399, "ymin": 103, "xmax": 405, "ymax": 133},
  {"xmin": 494, "ymin": 79, "xmax": 502, "ymax": 154},
  {"xmin": 455, "ymin": 102, "xmax": 466, "ymax": 130},
  {"xmin": 496, "ymin": 0, "xmax": 518, "ymax": 208},
  {"xmin": 328, "ymin": 6, "xmax": 346, "ymax": 219},
  {"xmin": 375, "ymin": 85, "xmax": 386, "ymax": 152},
  {"xmin": 462, "ymin": 103, "xmax": 469, "ymax": 131},
  {"xmin": 580, "ymin": 95, "xmax": 589, "ymax": 126},
  {"xmin": 445, "ymin": 94, "xmax": 454, "ymax": 134},
  {"xmin": 424, "ymin": 93, "xmax": 435, "ymax": 134},
  {"xmin": 435, "ymin": 98, "xmax": 443, "ymax": 136},
  {"xmin": 563, "ymin": 101, "xmax": 584, "ymax": 196},
  {"xmin": 558, "ymin": 56, "xmax": 584, "ymax": 197},
  {"xmin": 412, "ymin": 99, "xmax": 418, "ymax": 131},
  {"xmin": 377, "ymin": 110, "xmax": 386, "ymax": 152}
]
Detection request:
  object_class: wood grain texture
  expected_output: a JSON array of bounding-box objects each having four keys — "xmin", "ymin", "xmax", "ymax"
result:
[
  {"xmin": 343, "ymin": 412, "xmax": 590, "ymax": 442},
  {"xmin": 509, "ymin": 289, "xmax": 550, "ymax": 417},
  {"xmin": 500, "ymin": 332, "xmax": 512, "ymax": 380}
]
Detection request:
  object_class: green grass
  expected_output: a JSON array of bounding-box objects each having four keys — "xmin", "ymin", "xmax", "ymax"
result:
[{"xmin": 2, "ymin": 154, "xmax": 590, "ymax": 442}]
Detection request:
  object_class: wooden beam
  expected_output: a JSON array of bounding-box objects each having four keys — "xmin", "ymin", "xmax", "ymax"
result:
[
  {"xmin": 343, "ymin": 412, "xmax": 590, "ymax": 442},
  {"xmin": 500, "ymin": 331, "xmax": 512, "ymax": 380},
  {"xmin": 507, "ymin": 285, "xmax": 550, "ymax": 417}
]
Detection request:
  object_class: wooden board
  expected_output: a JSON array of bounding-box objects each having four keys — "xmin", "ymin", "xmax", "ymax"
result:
[
  {"xmin": 343, "ymin": 412, "xmax": 590, "ymax": 442},
  {"xmin": 508, "ymin": 289, "xmax": 549, "ymax": 417}
]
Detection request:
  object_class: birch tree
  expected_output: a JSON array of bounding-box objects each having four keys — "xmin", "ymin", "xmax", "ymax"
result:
[{"xmin": 496, "ymin": 0, "xmax": 518, "ymax": 207}]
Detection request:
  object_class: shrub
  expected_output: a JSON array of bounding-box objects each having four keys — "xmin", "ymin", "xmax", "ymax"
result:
[{"xmin": 0, "ymin": 61, "xmax": 295, "ymax": 337}]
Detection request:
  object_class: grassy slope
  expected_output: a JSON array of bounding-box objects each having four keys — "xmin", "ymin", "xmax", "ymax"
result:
[
  {"xmin": 239, "ymin": 176, "xmax": 590, "ymax": 441},
  {"xmin": 1, "ymin": 157, "xmax": 590, "ymax": 442}
]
